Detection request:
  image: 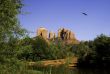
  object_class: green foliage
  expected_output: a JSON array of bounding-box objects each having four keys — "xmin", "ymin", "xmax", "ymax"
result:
[
  {"xmin": 72, "ymin": 41, "xmax": 96, "ymax": 66},
  {"xmin": 0, "ymin": 0, "xmax": 24, "ymax": 42},
  {"xmin": 93, "ymin": 34, "xmax": 110, "ymax": 66},
  {"xmin": 94, "ymin": 34, "xmax": 110, "ymax": 58},
  {"xmin": 33, "ymin": 36, "xmax": 49, "ymax": 51},
  {"xmin": 20, "ymin": 36, "xmax": 34, "ymax": 46},
  {"xmin": 31, "ymin": 36, "xmax": 69, "ymax": 60},
  {"xmin": 47, "ymin": 39, "xmax": 73, "ymax": 60},
  {"xmin": 17, "ymin": 45, "xmax": 33, "ymax": 60},
  {"xmin": 17, "ymin": 36, "xmax": 74, "ymax": 61},
  {"xmin": 74, "ymin": 34, "xmax": 110, "ymax": 67},
  {"xmin": 47, "ymin": 41, "xmax": 66, "ymax": 59},
  {"xmin": 18, "ymin": 36, "xmax": 50, "ymax": 61},
  {"xmin": 0, "ymin": 0, "xmax": 25, "ymax": 62},
  {"xmin": 75, "ymin": 42, "xmax": 92, "ymax": 58},
  {"xmin": 32, "ymin": 36, "xmax": 49, "ymax": 60},
  {"xmin": 0, "ymin": 0, "xmax": 35, "ymax": 73}
]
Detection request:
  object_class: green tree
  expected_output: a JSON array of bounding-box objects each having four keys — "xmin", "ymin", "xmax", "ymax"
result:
[
  {"xmin": 73, "ymin": 41, "xmax": 96, "ymax": 67},
  {"xmin": 94, "ymin": 34, "xmax": 110, "ymax": 66},
  {"xmin": 0, "ymin": 0, "xmax": 24, "ymax": 41},
  {"xmin": 0, "ymin": 0, "xmax": 31, "ymax": 73},
  {"xmin": 0, "ymin": 0, "xmax": 25, "ymax": 62},
  {"xmin": 17, "ymin": 36, "xmax": 33, "ymax": 61},
  {"xmin": 76, "ymin": 34, "xmax": 110, "ymax": 67},
  {"xmin": 32, "ymin": 36, "xmax": 49, "ymax": 60}
]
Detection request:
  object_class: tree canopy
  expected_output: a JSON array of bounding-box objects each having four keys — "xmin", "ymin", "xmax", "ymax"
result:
[{"xmin": 0, "ymin": 0, "xmax": 24, "ymax": 42}]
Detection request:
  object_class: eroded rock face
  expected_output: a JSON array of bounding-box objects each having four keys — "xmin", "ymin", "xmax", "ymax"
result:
[
  {"xmin": 36, "ymin": 27, "xmax": 78, "ymax": 44},
  {"xmin": 58, "ymin": 28, "xmax": 63, "ymax": 38},
  {"xmin": 58, "ymin": 28, "xmax": 76, "ymax": 40},
  {"xmin": 37, "ymin": 27, "xmax": 48, "ymax": 39},
  {"xmin": 69, "ymin": 31, "xmax": 75, "ymax": 40},
  {"xmin": 49, "ymin": 32, "xmax": 56, "ymax": 39},
  {"xmin": 57, "ymin": 28, "xmax": 79, "ymax": 44}
]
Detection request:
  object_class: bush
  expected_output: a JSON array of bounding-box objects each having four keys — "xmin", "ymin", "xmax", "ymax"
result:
[
  {"xmin": 75, "ymin": 34, "xmax": 110, "ymax": 67},
  {"xmin": 94, "ymin": 34, "xmax": 110, "ymax": 66}
]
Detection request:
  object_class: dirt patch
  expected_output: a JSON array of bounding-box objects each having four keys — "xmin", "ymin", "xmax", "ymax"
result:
[{"xmin": 29, "ymin": 57, "xmax": 77, "ymax": 68}]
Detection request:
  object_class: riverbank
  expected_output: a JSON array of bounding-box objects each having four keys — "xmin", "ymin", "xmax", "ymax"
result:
[{"xmin": 28, "ymin": 57, "xmax": 78, "ymax": 68}]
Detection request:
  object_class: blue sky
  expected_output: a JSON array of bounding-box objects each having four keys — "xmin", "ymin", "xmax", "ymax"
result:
[{"xmin": 19, "ymin": 0, "xmax": 110, "ymax": 40}]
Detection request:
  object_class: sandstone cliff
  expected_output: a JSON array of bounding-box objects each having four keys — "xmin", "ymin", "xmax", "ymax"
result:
[{"xmin": 37, "ymin": 27, "xmax": 79, "ymax": 44}]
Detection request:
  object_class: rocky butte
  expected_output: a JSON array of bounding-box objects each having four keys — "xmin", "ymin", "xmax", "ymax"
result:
[{"xmin": 37, "ymin": 27, "xmax": 79, "ymax": 44}]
